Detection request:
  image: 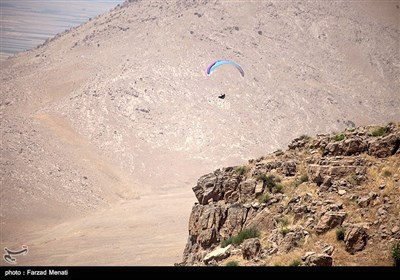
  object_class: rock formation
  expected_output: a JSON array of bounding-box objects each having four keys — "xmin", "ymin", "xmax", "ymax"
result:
[{"xmin": 181, "ymin": 123, "xmax": 400, "ymax": 266}]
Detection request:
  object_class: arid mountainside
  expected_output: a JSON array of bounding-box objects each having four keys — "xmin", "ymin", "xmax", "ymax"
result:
[
  {"xmin": 0, "ymin": 1, "xmax": 399, "ymax": 265},
  {"xmin": 181, "ymin": 123, "xmax": 400, "ymax": 266}
]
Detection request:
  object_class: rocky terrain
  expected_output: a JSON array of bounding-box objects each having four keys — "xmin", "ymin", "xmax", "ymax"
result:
[
  {"xmin": 181, "ymin": 123, "xmax": 400, "ymax": 266},
  {"xmin": 1, "ymin": 0, "xmax": 399, "ymax": 265}
]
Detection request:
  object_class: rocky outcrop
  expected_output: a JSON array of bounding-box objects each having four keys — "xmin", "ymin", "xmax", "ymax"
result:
[
  {"xmin": 290, "ymin": 123, "xmax": 400, "ymax": 157},
  {"xmin": 242, "ymin": 238, "xmax": 261, "ymax": 260},
  {"xmin": 193, "ymin": 168, "xmax": 241, "ymax": 205},
  {"xmin": 315, "ymin": 211, "xmax": 347, "ymax": 234},
  {"xmin": 368, "ymin": 133, "xmax": 400, "ymax": 158},
  {"xmin": 344, "ymin": 225, "xmax": 368, "ymax": 254},
  {"xmin": 244, "ymin": 209, "xmax": 276, "ymax": 231},
  {"xmin": 182, "ymin": 123, "xmax": 400, "ymax": 266},
  {"xmin": 303, "ymin": 252, "xmax": 333, "ymax": 266}
]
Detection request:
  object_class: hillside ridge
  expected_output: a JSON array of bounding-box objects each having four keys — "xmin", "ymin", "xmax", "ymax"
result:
[{"xmin": 181, "ymin": 122, "xmax": 400, "ymax": 266}]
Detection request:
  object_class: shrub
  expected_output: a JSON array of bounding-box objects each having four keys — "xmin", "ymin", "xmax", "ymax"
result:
[
  {"xmin": 281, "ymin": 227, "xmax": 291, "ymax": 236},
  {"xmin": 275, "ymin": 216, "xmax": 289, "ymax": 226},
  {"xmin": 336, "ymin": 227, "xmax": 345, "ymax": 241},
  {"xmin": 257, "ymin": 174, "xmax": 281, "ymax": 192},
  {"xmin": 292, "ymin": 173, "xmax": 309, "ymax": 188},
  {"xmin": 289, "ymin": 259, "xmax": 301, "ymax": 267},
  {"xmin": 392, "ymin": 242, "xmax": 400, "ymax": 266},
  {"xmin": 333, "ymin": 134, "xmax": 345, "ymax": 141},
  {"xmin": 274, "ymin": 183, "xmax": 284, "ymax": 194},
  {"xmin": 383, "ymin": 170, "xmax": 392, "ymax": 177},
  {"xmin": 256, "ymin": 174, "xmax": 267, "ymax": 182},
  {"xmin": 299, "ymin": 134, "xmax": 311, "ymax": 141},
  {"xmin": 371, "ymin": 126, "xmax": 388, "ymax": 137},
  {"xmin": 257, "ymin": 193, "xmax": 270, "ymax": 204},
  {"xmin": 236, "ymin": 166, "xmax": 249, "ymax": 175},
  {"xmin": 226, "ymin": 261, "xmax": 239, "ymax": 266},
  {"xmin": 300, "ymin": 174, "xmax": 309, "ymax": 183},
  {"xmin": 348, "ymin": 174, "xmax": 361, "ymax": 186},
  {"xmin": 221, "ymin": 227, "xmax": 260, "ymax": 248}
]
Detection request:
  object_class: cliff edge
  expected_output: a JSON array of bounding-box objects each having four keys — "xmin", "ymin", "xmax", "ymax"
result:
[{"xmin": 181, "ymin": 122, "xmax": 400, "ymax": 266}]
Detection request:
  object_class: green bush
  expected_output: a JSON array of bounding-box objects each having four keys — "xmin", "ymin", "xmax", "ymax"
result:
[
  {"xmin": 236, "ymin": 166, "xmax": 249, "ymax": 175},
  {"xmin": 371, "ymin": 126, "xmax": 388, "ymax": 137},
  {"xmin": 383, "ymin": 170, "xmax": 392, "ymax": 177},
  {"xmin": 225, "ymin": 261, "xmax": 239, "ymax": 266},
  {"xmin": 257, "ymin": 193, "xmax": 270, "ymax": 204},
  {"xmin": 221, "ymin": 227, "xmax": 260, "ymax": 248},
  {"xmin": 392, "ymin": 242, "xmax": 400, "ymax": 266},
  {"xmin": 333, "ymin": 134, "xmax": 345, "ymax": 141},
  {"xmin": 289, "ymin": 259, "xmax": 301, "ymax": 267},
  {"xmin": 292, "ymin": 173, "xmax": 309, "ymax": 188},
  {"xmin": 275, "ymin": 216, "xmax": 289, "ymax": 226},
  {"xmin": 336, "ymin": 227, "xmax": 345, "ymax": 241},
  {"xmin": 281, "ymin": 227, "xmax": 291, "ymax": 236},
  {"xmin": 257, "ymin": 174, "xmax": 282, "ymax": 192},
  {"xmin": 274, "ymin": 183, "xmax": 284, "ymax": 194},
  {"xmin": 300, "ymin": 174, "xmax": 309, "ymax": 183},
  {"xmin": 299, "ymin": 134, "xmax": 311, "ymax": 141}
]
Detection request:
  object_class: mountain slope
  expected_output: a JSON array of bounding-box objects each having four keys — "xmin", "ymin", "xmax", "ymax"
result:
[{"xmin": 1, "ymin": 0, "xmax": 399, "ymax": 265}]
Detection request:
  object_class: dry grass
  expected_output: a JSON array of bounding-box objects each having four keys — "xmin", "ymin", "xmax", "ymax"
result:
[
  {"xmin": 220, "ymin": 254, "xmax": 244, "ymax": 266},
  {"xmin": 264, "ymin": 249, "xmax": 304, "ymax": 266}
]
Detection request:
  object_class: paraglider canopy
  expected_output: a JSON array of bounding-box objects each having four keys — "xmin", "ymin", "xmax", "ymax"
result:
[{"xmin": 206, "ymin": 60, "xmax": 244, "ymax": 77}]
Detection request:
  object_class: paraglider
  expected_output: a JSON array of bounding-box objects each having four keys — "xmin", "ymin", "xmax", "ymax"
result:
[
  {"xmin": 206, "ymin": 60, "xmax": 244, "ymax": 77},
  {"xmin": 206, "ymin": 60, "xmax": 244, "ymax": 99}
]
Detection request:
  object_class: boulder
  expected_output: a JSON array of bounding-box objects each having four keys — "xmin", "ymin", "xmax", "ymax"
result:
[
  {"xmin": 302, "ymin": 252, "xmax": 333, "ymax": 266},
  {"xmin": 245, "ymin": 209, "xmax": 276, "ymax": 232},
  {"xmin": 203, "ymin": 245, "xmax": 232, "ymax": 264},
  {"xmin": 254, "ymin": 181, "xmax": 264, "ymax": 195},
  {"xmin": 322, "ymin": 245, "xmax": 335, "ymax": 256},
  {"xmin": 338, "ymin": 190, "xmax": 347, "ymax": 195},
  {"xmin": 357, "ymin": 196, "xmax": 372, "ymax": 208},
  {"xmin": 315, "ymin": 211, "xmax": 346, "ymax": 234},
  {"xmin": 239, "ymin": 179, "xmax": 257, "ymax": 200},
  {"xmin": 192, "ymin": 173, "xmax": 221, "ymax": 205},
  {"xmin": 342, "ymin": 138, "xmax": 367, "ymax": 155},
  {"xmin": 368, "ymin": 133, "xmax": 400, "ymax": 158},
  {"xmin": 268, "ymin": 227, "xmax": 306, "ymax": 253},
  {"xmin": 242, "ymin": 238, "xmax": 261, "ymax": 260},
  {"xmin": 357, "ymin": 192, "xmax": 377, "ymax": 208},
  {"xmin": 281, "ymin": 228, "xmax": 306, "ymax": 252},
  {"xmin": 344, "ymin": 225, "xmax": 368, "ymax": 253},
  {"xmin": 192, "ymin": 169, "xmax": 242, "ymax": 205},
  {"xmin": 282, "ymin": 161, "xmax": 297, "ymax": 176},
  {"xmin": 391, "ymin": 226, "xmax": 399, "ymax": 234}
]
